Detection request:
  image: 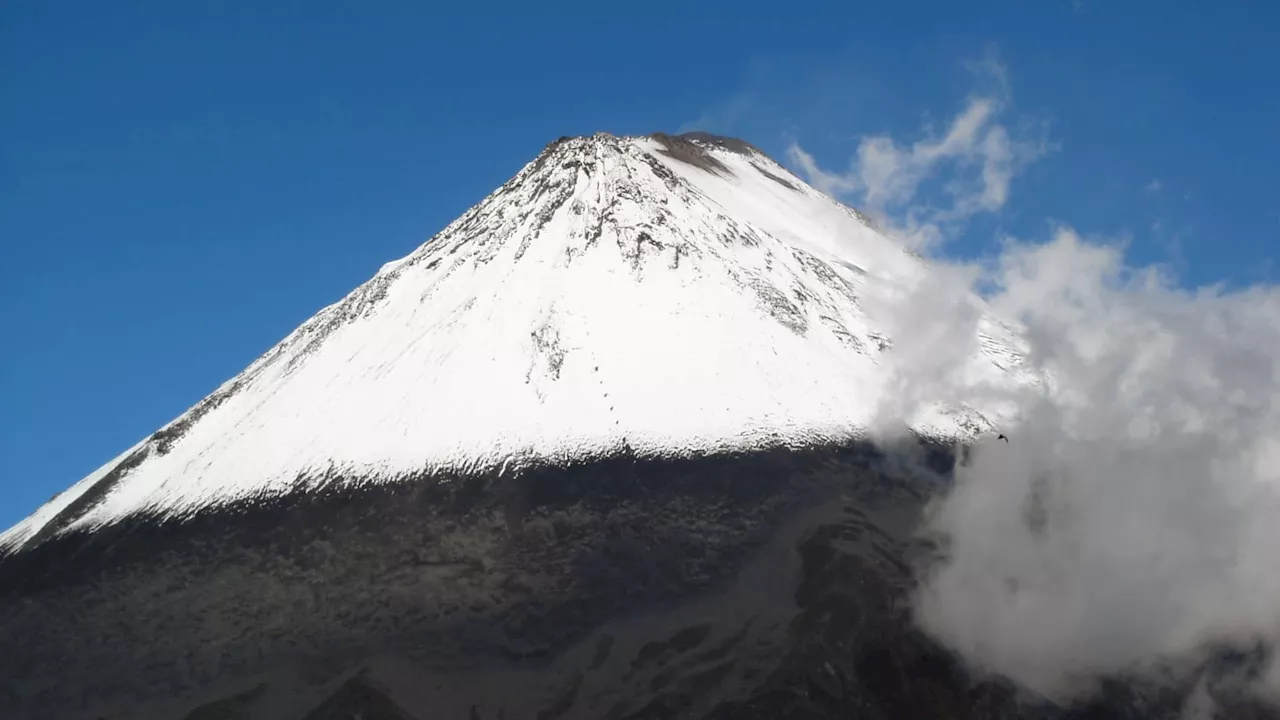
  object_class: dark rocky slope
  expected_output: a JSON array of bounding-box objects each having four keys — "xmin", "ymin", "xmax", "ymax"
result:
[{"xmin": 0, "ymin": 441, "xmax": 1274, "ymax": 719}]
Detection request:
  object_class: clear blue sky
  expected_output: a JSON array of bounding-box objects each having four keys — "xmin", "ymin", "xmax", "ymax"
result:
[{"xmin": 2, "ymin": 0, "xmax": 1276, "ymax": 528}]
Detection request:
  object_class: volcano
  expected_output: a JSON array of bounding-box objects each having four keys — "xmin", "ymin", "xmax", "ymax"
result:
[
  {"xmin": 0, "ymin": 132, "xmax": 1261, "ymax": 720},
  {"xmin": 0, "ymin": 131, "xmax": 1027, "ymax": 549}
]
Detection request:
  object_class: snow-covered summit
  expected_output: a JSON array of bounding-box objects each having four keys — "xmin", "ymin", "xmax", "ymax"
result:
[{"xmin": 1, "ymin": 131, "xmax": 1028, "ymax": 552}]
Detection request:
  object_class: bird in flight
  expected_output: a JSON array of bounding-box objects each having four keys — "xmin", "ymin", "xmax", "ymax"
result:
[{"xmin": 997, "ymin": 433, "xmax": 1009, "ymax": 443}]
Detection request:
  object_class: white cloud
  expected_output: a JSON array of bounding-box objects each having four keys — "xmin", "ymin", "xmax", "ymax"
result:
[
  {"xmin": 795, "ymin": 55, "xmax": 1280, "ymax": 709},
  {"xmin": 1146, "ymin": 179, "xmax": 1164, "ymax": 193},
  {"xmin": 879, "ymin": 226, "xmax": 1280, "ymax": 705},
  {"xmin": 785, "ymin": 59, "xmax": 1051, "ymax": 251}
]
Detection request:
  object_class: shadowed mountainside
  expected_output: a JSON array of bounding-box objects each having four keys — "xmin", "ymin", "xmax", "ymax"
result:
[{"xmin": 2, "ymin": 439, "xmax": 1275, "ymax": 719}]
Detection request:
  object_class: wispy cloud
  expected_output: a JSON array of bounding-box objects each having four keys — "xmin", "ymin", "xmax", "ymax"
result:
[
  {"xmin": 1150, "ymin": 217, "xmax": 1191, "ymax": 276},
  {"xmin": 1146, "ymin": 178, "xmax": 1164, "ymax": 193},
  {"xmin": 785, "ymin": 57, "xmax": 1053, "ymax": 250},
  {"xmin": 784, "ymin": 142, "xmax": 857, "ymax": 196},
  {"xmin": 677, "ymin": 90, "xmax": 757, "ymax": 136}
]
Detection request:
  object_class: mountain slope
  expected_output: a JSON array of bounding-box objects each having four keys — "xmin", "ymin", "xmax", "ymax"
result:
[
  {"xmin": 1, "ymin": 131, "xmax": 1026, "ymax": 552},
  {"xmin": 2, "ymin": 132, "xmax": 1273, "ymax": 720}
]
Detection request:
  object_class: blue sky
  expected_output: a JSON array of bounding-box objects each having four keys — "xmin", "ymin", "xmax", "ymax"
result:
[{"xmin": 1, "ymin": 0, "xmax": 1276, "ymax": 528}]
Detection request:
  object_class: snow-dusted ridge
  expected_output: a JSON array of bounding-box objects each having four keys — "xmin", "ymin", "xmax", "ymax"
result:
[{"xmin": 1, "ymin": 131, "xmax": 1031, "ymax": 553}]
